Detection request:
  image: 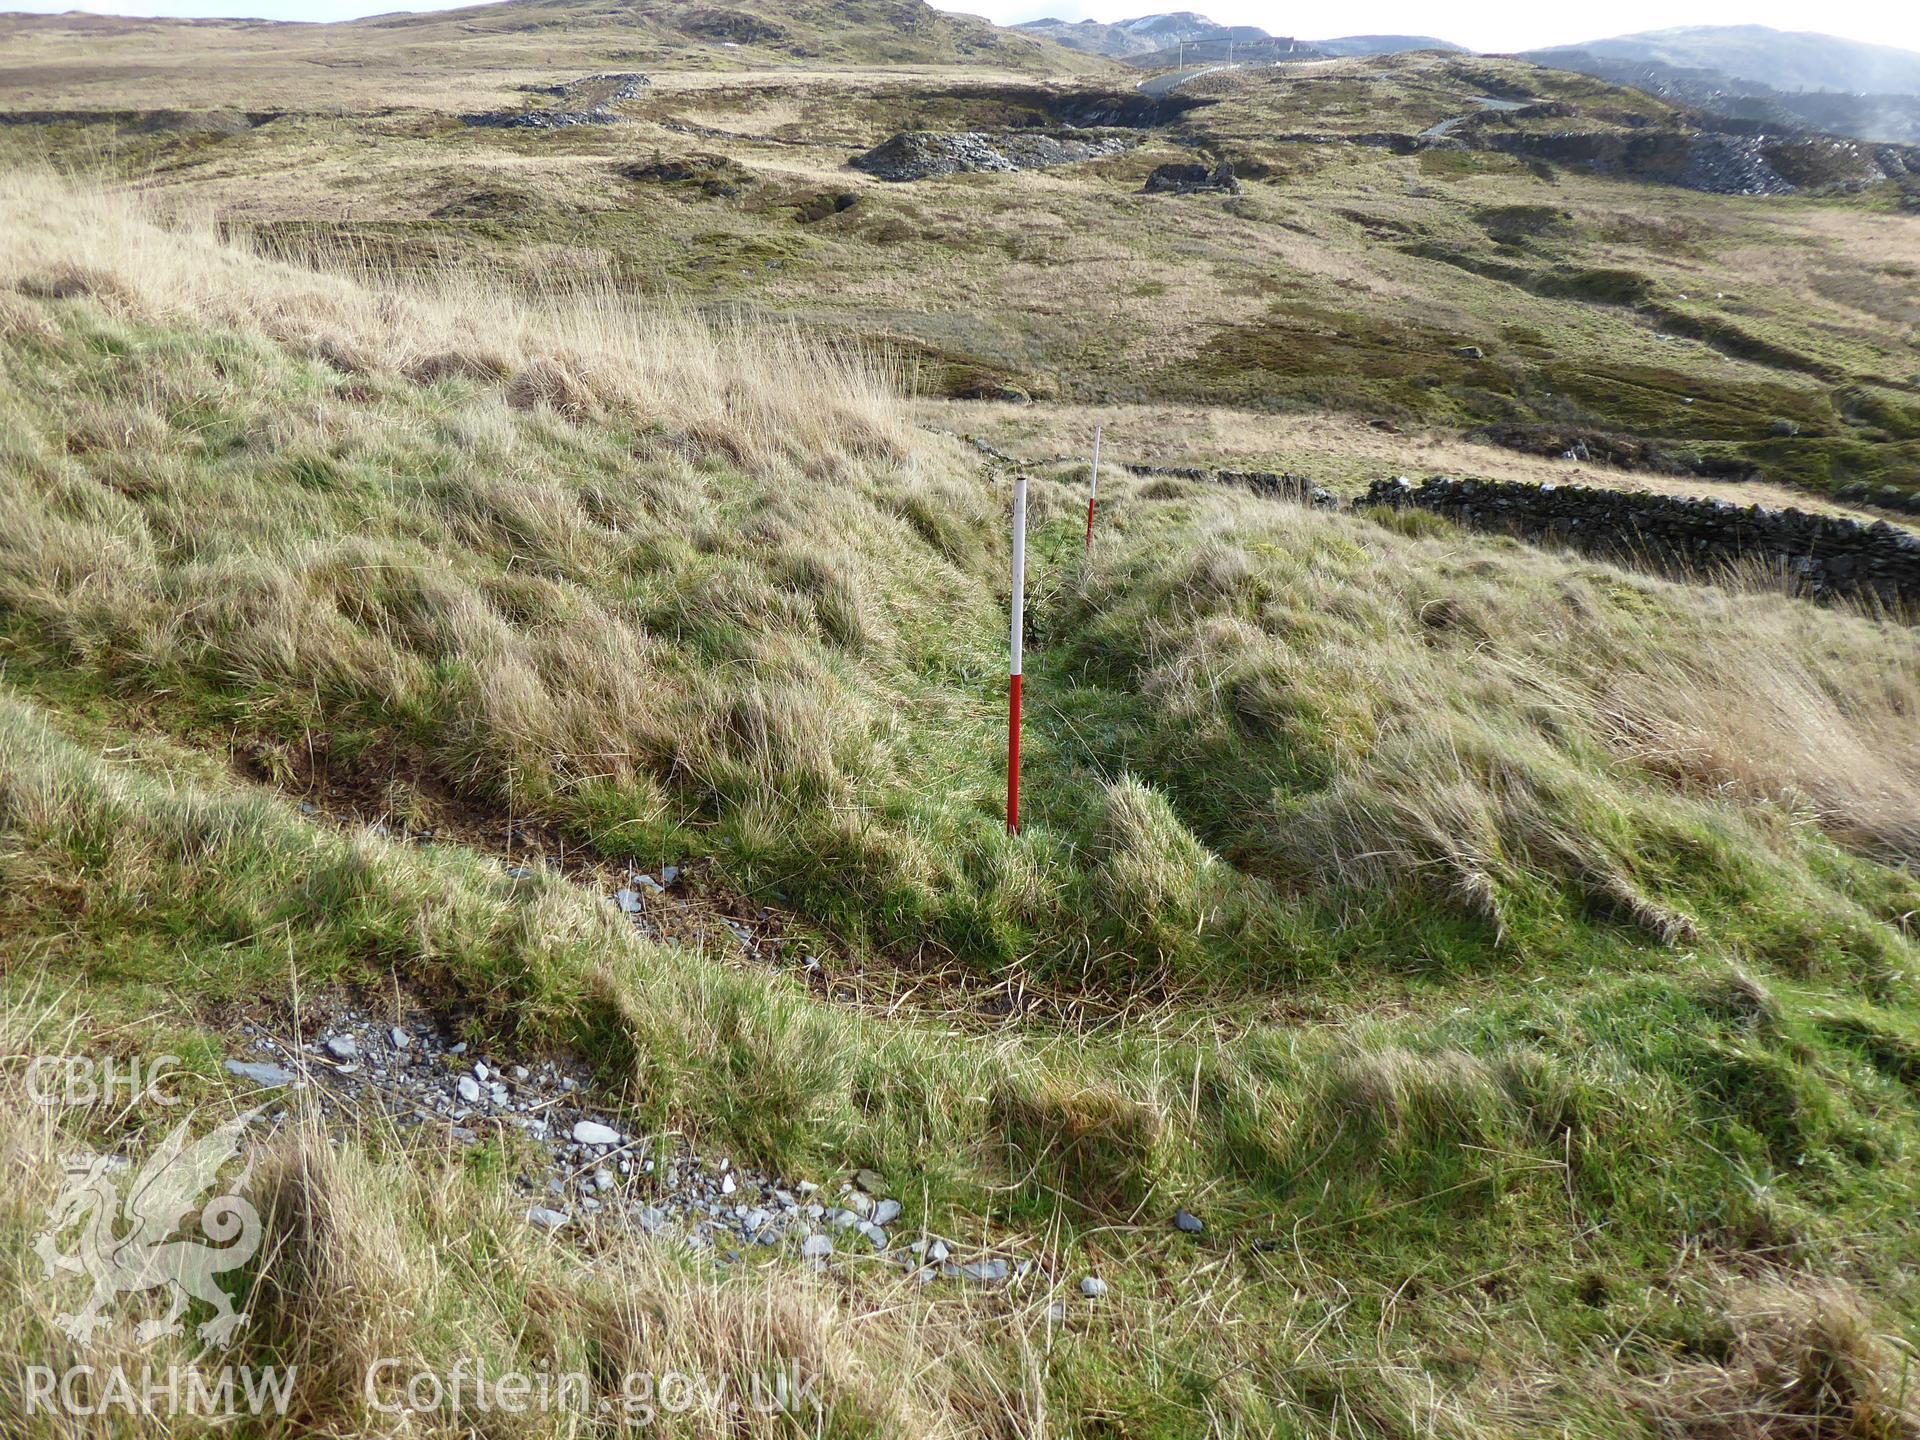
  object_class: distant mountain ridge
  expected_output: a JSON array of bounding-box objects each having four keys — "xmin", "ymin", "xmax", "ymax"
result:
[
  {"xmin": 1011, "ymin": 12, "xmax": 1463, "ymax": 64},
  {"xmin": 1527, "ymin": 25, "xmax": 1920, "ymax": 95},
  {"xmin": 1011, "ymin": 12, "xmax": 1269, "ymax": 59},
  {"xmin": 1524, "ymin": 25, "xmax": 1920, "ymax": 144},
  {"xmin": 1313, "ymin": 35, "xmax": 1465, "ymax": 58}
]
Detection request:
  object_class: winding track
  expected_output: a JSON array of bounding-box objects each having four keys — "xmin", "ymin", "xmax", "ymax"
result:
[{"xmin": 1135, "ymin": 63, "xmax": 1240, "ymax": 97}]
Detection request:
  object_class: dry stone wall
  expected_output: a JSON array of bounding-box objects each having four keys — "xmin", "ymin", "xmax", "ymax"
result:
[{"xmin": 1362, "ymin": 475, "xmax": 1920, "ymax": 610}]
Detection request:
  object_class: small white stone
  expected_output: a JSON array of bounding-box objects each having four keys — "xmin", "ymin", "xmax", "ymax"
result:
[{"xmin": 572, "ymin": 1121, "xmax": 622, "ymax": 1147}]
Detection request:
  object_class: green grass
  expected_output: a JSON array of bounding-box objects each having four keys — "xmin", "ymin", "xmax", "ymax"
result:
[
  {"xmin": 4, "ymin": 163, "xmax": 1920, "ymax": 1438},
  {"xmin": 6, "ymin": 675, "xmax": 1920, "ymax": 1435},
  {"xmin": 5, "ymin": 241, "xmax": 1918, "ymax": 995}
]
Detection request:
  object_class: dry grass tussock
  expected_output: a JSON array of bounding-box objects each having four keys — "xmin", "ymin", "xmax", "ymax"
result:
[
  {"xmin": 0, "ymin": 167, "xmax": 993, "ymax": 879},
  {"xmin": 0, "ymin": 169, "xmax": 913, "ymax": 481},
  {"xmin": 1077, "ymin": 493, "xmax": 1920, "ymax": 950},
  {"xmin": 3, "ymin": 165, "xmax": 1917, "ymax": 982},
  {"xmin": 1622, "ymin": 1274, "xmax": 1920, "ymax": 1440}
]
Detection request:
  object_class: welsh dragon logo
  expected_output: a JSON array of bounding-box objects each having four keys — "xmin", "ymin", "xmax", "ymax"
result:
[{"xmin": 33, "ymin": 1109, "xmax": 263, "ymax": 1349}]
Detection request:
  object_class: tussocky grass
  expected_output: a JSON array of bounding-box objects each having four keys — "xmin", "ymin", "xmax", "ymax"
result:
[
  {"xmin": 2, "ymin": 170, "xmax": 1920, "ymax": 1435},
  {"xmin": 3, "ymin": 174, "xmax": 1919, "ymax": 999},
  {"xmin": 5, "ymin": 680, "xmax": 1920, "ymax": 1436}
]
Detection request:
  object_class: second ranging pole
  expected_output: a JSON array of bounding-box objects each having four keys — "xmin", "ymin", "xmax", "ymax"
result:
[
  {"xmin": 1008, "ymin": 473, "xmax": 1027, "ymax": 835},
  {"xmin": 1084, "ymin": 424, "xmax": 1102, "ymax": 553}
]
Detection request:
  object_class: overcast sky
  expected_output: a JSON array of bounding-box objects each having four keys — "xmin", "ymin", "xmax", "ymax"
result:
[{"xmin": 8, "ymin": 0, "xmax": 1920, "ymax": 57}]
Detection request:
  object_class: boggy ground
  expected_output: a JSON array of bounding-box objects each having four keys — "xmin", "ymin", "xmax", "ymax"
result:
[
  {"xmin": 3, "ymin": 35, "xmax": 1918, "ymax": 507},
  {"xmin": 4, "ymin": 171, "xmax": 1920, "ymax": 1436}
]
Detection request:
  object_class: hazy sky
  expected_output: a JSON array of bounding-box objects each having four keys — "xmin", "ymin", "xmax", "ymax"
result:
[
  {"xmin": 966, "ymin": 1, "xmax": 1920, "ymax": 55},
  {"xmin": 7, "ymin": 0, "xmax": 1920, "ymax": 57}
]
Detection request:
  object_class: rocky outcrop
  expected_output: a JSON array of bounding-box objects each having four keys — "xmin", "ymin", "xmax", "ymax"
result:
[
  {"xmin": 1362, "ymin": 475, "xmax": 1920, "ymax": 610},
  {"xmin": 850, "ymin": 129, "xmax": 1136, "ymax": 181},
  {"xmin": 1142, "ymin": 160, "xmax": 1240, "ymax": 194}
]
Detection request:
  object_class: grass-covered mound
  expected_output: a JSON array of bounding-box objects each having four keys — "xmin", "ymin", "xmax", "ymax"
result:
[
  {"xmin": 3, "ymin": 173, "xmax": 1917, "ymax": 994},
  {"xmin": 7, "ymin": 674, "xmax": 1920, "ymax": 1437},
  {"xmin": 5, "ymin": 172, "xmax": 1920, "ymax": 1437}
]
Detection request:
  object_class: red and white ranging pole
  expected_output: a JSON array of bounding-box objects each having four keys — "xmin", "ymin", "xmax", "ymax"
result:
[
  {"xmin": 1007, "ymin": 472, "xmax": 1027, "ymax": 836},
  {"xmin": 1084, "ymin": 424, "xmax": 1103, "ymax": 554}
]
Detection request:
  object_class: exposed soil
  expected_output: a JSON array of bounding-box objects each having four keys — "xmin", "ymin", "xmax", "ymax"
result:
[
  {"xmin": 222, "ymin": 730, "xmax": 1129, "ymax": 1030},
  {"xmin": 225, "ymin": 729, "xmax": 821, "ymax": 974}
]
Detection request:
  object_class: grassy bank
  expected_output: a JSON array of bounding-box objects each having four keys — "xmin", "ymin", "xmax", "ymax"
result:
[
  {"xmin": 5, "ymin": 171, "xmax": 1920, "ymax": 1435},
  {"xmin": 4, "ymin": 172, "xmax": 1918, "ymax": 991}
]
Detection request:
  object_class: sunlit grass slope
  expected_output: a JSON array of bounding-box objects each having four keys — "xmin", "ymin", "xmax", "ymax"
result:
[
  {"xmin": 3, "ymin": 172, "xmax": 1918, "ymax": 994},
  {"xmin": 5, "ymin": 169, "xmax": 1920, "ymax": 1436}
]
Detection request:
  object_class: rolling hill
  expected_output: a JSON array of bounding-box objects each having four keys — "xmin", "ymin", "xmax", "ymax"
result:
[
  {"xmin": 0, "ymin": 0, "xmax": 1113, "ymax": 111},
  {"xmin": 5, "ymin": 11, "xmax": 1920, "ymax": 1439}
]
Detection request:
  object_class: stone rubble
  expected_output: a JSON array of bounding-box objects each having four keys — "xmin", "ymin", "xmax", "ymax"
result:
[
  {"xmin": 462, "ymin": 72, "xmax": 648, "ymax": 130},
  {"xmin": 223, "ymin": 1007, "xmax": 1075, "ymax": 1295},
  {"xmin": 1141, "ymin": 160, "xmax": 1241, "ymax": 194},
  {"xmin": 851, "ymin": 129, "xmax": 1137, "ymax": 182}
]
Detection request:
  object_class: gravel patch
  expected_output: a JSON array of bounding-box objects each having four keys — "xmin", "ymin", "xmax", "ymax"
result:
[{"xmin": 223, "ymin": 1004, "xmax": 1035, "ymax": 1290}]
